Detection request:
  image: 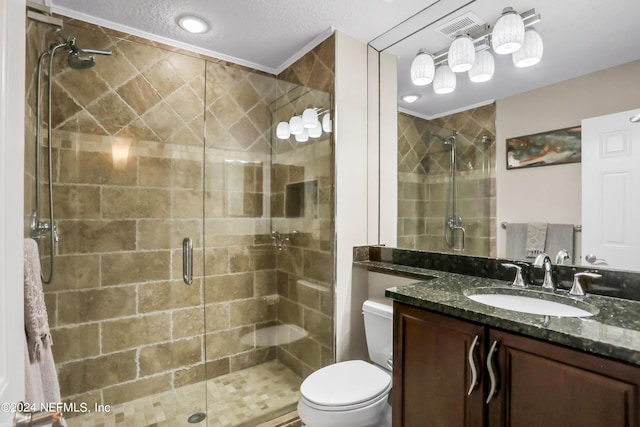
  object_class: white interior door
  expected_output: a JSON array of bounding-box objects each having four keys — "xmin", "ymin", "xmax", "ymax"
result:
[
  {"xmin": 581, "ymin": 108, "xmax": 640, "ymax": 271},
  {"xmin": 0, "ymin": 0, "xmax": 26, "ymax": 425}
]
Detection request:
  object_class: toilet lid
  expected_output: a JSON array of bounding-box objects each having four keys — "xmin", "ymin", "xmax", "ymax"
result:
[{"xmin": 300, "ymin": 360, "xmax": 391, "ymax": 407}]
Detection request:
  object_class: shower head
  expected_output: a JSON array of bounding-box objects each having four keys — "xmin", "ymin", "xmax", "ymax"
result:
[
  {"xmin": 442, "ymin": 132, "xmax": 458, "ymax": 148},
  {"xmin": 68, "ymin": 50, "xmax": 95, "ymax": 69}
]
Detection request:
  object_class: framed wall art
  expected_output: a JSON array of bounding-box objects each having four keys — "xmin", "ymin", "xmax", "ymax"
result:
[{"xmin": 506, "ymin": 126, "xmax": 581, "ymax": 170}]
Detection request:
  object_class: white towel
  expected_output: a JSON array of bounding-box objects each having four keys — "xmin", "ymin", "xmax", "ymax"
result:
[
  {"xmin": 23, "ymin": 238, "xmax": 66, "ymax": 427},
  {"xmin": 526, "ymin": 223, "xmax": 548, "ymax": 258}
]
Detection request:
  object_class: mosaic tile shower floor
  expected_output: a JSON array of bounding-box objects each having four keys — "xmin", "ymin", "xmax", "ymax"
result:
[{"xmin": 66, "ymin": 360, "xmax": 302, "ymax": 427}]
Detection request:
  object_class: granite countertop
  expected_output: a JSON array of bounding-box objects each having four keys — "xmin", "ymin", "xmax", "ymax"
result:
[{"xmin": 355, "ymin": 260, "xmax": 640, "ymax": 366}]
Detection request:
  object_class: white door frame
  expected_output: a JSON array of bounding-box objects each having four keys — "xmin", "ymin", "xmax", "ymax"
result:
[{"xmin": 0, "ymin": 0, "xmax": 26, "ymax": 424}]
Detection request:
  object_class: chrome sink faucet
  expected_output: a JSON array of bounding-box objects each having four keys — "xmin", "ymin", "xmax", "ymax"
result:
[{"xmin": 533, "ymin": 253, "xmax": 556, "ymax": 291}]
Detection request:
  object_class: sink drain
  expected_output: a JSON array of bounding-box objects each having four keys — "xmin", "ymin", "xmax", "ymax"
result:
[{"xmin": 188, "ymin": 413, "xmax": 206, "ymax": 423}]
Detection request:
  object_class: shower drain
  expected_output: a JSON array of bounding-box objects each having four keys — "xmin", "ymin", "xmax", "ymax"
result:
[{"xmin": 188, "ymin": 412, "xmax": 207, "ymax": 423}]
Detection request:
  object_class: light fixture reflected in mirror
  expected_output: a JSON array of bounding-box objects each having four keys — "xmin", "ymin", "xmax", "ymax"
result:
[
  {"xmin": 492, "ymin": 7, "xmax": 525, "ymax": 54},
  {"xmin": 111, "ymin": 137, "xmax": 132, "ymax": 169},
  {"xmin": 512, "ymin": 28, "xmax": 544, "ymax": 68},
  {"xmin": 469, "ymin": 50, "xmax": 495, "ymax": 83},
  {"xmin": 410, "ymin": 50, "xmax": 435, "ymax": 86},
  {"xmin": 276, "ymin": 108, "xmax": 331, "ymax": 141},
  {"xmin": 448, "ymin": 35, "xmax": 475, "ymax": 73},
  {"xmin": 433, "ymin": 65, "xmax": 456, "ymax": 94},
  {"xmin": 409, "ymin": 6, "xmax": 541, "ymax": 95}
]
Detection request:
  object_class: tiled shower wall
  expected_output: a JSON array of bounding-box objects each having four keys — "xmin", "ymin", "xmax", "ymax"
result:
[
  {"xmin": 24, "ymin": 16, "xmax": 335, "ymax": 408},
  {"xmin": 397, "ymin": 105, "xmax": 496, "ymax": 256},
  {"xmin": 273, "ymin": 37, "xmax": 335, "ymax": 378}
]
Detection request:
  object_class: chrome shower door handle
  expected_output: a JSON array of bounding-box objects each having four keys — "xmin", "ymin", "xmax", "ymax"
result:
[
  {"xmin": 13, "ymin": 410, "xmax": 62, "ymax": 427},
  {"xmin": 467, "ymin": 335, "xmax": 480, "ymax": 396},
  {"xmin": 182, "ymin": 237, "xmax": 193, "ymax": 285}
]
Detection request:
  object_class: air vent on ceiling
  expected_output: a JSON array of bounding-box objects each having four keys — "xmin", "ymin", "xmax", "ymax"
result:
[{"xmin": 435, "ymin": 11, "xmax": 487, "ymax": 40}]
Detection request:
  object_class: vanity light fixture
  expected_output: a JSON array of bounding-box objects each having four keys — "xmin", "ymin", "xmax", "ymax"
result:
[
  {"xmin": 512, "ymin": 28, "xmax": 544, "ymax": 67},
  {"xmin": 410, "ymin": 50, "xmax": 435, "ymax": 86},
  {"xmin": 409, "ymin": 6, "xmax": 541, "ymax": 95},
  {"xmin": 401, "ymin": 94, "xmax": 421, "ymax": 103},
  {"xmin": 276, "ymin": 108, "xmax": 331, "ymax": 141},
  {"xmin": 177, "ymin": 15, "xmax": 209, "ymax": 34},
  {"xmin": 491, "ymin": 7, "xmax": 525, "ymax": 54},
  {"xmin": 433, "ymin": 65, "xmax": 456, "ymax": 94},
  {"xmin": 448, "ymin": 35, "xmax": 475, "ymax": 73}
]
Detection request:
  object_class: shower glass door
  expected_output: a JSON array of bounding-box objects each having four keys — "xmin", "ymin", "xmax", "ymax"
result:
[{"xmin": 26, "ymin": 18, "xmax": 210, "ymax": 425}]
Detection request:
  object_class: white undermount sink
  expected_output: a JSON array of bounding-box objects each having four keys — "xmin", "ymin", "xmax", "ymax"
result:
[{"xmin": 464, "ymin": 287, "xmax": 598, "ymax": 318}]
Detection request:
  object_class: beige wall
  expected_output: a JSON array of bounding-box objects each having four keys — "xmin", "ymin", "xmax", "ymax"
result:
[{"xmin": 496, "ymin": 59, "xmax": 640, "ymax": 257}]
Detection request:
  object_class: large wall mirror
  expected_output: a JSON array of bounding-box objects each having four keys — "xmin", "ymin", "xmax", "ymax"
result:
[{"xmin": 371, "ymin": 0, "xmax": 640, "ymax": 272}]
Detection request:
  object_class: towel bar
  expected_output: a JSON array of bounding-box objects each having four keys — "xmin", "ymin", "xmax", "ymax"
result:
[{"xmin": 501, "ymin": 222, "xmax": 581, "ymax": 232}]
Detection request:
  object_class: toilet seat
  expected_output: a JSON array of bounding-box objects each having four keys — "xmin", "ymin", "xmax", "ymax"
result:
[{"xmin": 300, "ymin": 360, "xmax": 392, "ymax": 411}]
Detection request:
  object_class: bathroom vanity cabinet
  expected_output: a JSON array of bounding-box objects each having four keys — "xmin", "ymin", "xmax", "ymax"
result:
[{"xmin": 392, "ymin": 302, "xmax": 640, "ymax": 427}]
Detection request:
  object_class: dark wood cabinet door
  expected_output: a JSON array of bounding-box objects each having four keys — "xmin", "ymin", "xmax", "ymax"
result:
[
  {"xmin": 488, "ymin": 329, "xmax": 640, "ymax": 427},
  {"xmin": 393, "ymin": 303, "xmax": 486, "ymax": 427}
]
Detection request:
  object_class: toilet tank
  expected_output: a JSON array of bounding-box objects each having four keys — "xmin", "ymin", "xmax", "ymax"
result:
[{"xmin": 362, "ymin": 299, "xmax": 393, "ymax": 368}]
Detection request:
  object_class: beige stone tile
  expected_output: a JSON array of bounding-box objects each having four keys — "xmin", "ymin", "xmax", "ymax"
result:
[
  {"xmin": 48, "ymin": 254, "xmax": 100, "ymax": 290},
  {"xmin": 86, "ymin": 91, "xmax": 138, "ymax": 134},
  {"xmin": 205, "ymin": 357, "xmax": 231, "ymax": 379},
  {"xmin": 205, "ymin": 326, "xmax": 253, "ymax": 361},
  {"xmin": 58, "ymin": 350, "xmax": 137, "ymax": 396},
  {"xmin": 302, "ymin": 249, "xmax": 333, "ymax": 283},
  {"xmin": 138, "ymin": 337, "xmax": 202, "ymax": 376},
  {"xmin": 50, "ymin": 323, "xmax": 100, "ymax": 363},
  {"xmin": 229, "ymin": 347, "xmax": 275, "ymax": 372},
  {"xmin": 142, "ymin": 57, "xmax": 187, "ymax": 97},
  {"xmin": 229, "ymin": 116, "xmax": 262, "ymax": 149},
  {"xmin": 303, "ymin": 308, "xmax": 332, "ymax": 348},
  {"xmin": 116, "ymin": 74, "xmax": 162, "ymax": 116},
  {"xmin": 58, "ymin": 287, "xmax": 137, "ymax": 324},
  {"xmin": 139, "ymin": 157, "xmax": 202, "ymax": 189},
  {"xmin": 140, "ymin": 101, "xmax": 185, "ymax": 142},
  {"xmin": 102, "ymin": 373, "xmax": 172, "ymax": 406},
  {"xmin": 209, "ymin": 93, "xmax": 244, "ymax": 129},
  {"xmin": 204, "ymin": 247, "xmax": 229, "ymax": 275},
  {"xmin": 58, "ymin": 150, "xmax": 137, "ymax": 186},
  {"xmin": 288, "ymin": 337, "xmax": 321, "ymax": 370},
  {"xmin": 166, "ymin": 85, "xmax": 204, "ymax": 123},
  {"xmin": 57, "ymin": 220, "xmax": 136, "ymax": 255},
  {"xmin": 277, "ymin": 297, "xmax": 303, "ymax": 327},
  {"xmin": 254, "ymin": 270, "xmax": 276, "ymax": 297},
  {"xmin": 137, "ymin": 219, "xmax": 202, "ymax": 250},
  {"xmin": 171, "ymin": 189, "xmax": 203, "ymax": 218},
  {"xmin": 56, "ymin": 67, "xmax": 111, "ymax": 110},
  {"xmin": 102, "ymin": 313, "xmax": 171, "ymax": 352},
  {"xmin": 50, "ymin": 82, "xmax": 82, "ymax": 129},
  {"xmin": 166, "ymin": 51, "xmax": 204, "ymax": 83},
  {"xmin": 205, "ymin": 273, "xmax": 253, "ymax": 303},
  {"xmin": 116, "ymin": 39, "xmax": 164, "ymax": 73},
  {"xmin": 94, "ymin": 43, "xmax": 139, "ymax": 89},
  {"xmin": 53, "ymin": 184, "xmax": 101, "ymax": 219},
  {"xmin": 173, "ymin": 364, "xmax": 209, "ymax": 388},
  {"xmin": 230, "ymin": 298, "xmax": 276, "ymax": 327},
  {"xmin": 204, "ymin": 302, "xmax": 230, "ymax": 332},
  {"xmin": 101, "ymin": 251, "xmax": 170, "ymax": 286},
  {"xmin": 173, "ymin": 306, "xmax": 205, "ymax": 339},
  {"xmin": 139, "ymin": 279, "xmax": 203, "ymax": 313},
  {"xmin": 102, "ymin": 187, "xmax": 171, "ymax": 219}
]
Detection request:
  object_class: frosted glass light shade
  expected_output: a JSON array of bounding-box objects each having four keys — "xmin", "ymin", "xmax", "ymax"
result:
[
  {"xmin": 448, "ymin": 35, "xmax": 475, "ymax": 73},
  {"xmin": 469, "ymin": 50, "xmax": 495, "ymax": 83},
  {"xmin": 410, "ymin": 51, "xmax": 435, "ymax": 86},
  {"xmin": 302, "ymin": 108, "xmax": 318, "ymax": 128},
  {"xmin": 289, "ymin": 116, "xmax": 303, "ymax": 135},
  {"xmin": 308, "ymin": 121, "xmax": 322, "ymax": 138},
  {"xmin": 322, "ymin": 113, "xmax": 332, "ymax": 133},
  {"xmin": 295, "ymin": 129, "xmax": 309, "ymax": 142},
  {"xmin": 433, "ymin": 65, "xmax": 456, "ymax": 94},
  {"xmin": 276, "ymin": 121, "xmax": 291, "ymax": 139},
  {"xmin": 512, "ymin": 29, "xmax": 543, "ymax": 68},
  {"xmin": 491, "ymin": 8, "xmax": 525, "ymax": 54}
]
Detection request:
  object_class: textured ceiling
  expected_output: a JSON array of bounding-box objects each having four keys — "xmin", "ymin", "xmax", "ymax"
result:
[
  {"xmin": 49, "ymin": 0, "xmax": 433, "ymax": 73},
  {"xmin": 46, "ymin": 0, "xmax": 640, "ymax": 117}
]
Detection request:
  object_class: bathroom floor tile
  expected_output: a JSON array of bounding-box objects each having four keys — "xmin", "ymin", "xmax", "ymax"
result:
[{"xmin": 66, "ymin": 360, "xmax": 301, "ymax": 427}]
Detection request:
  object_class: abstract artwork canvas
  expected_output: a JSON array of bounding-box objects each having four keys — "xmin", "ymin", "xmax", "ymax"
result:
[{"xmin": 506, "ymin": 126, "xmax": 581, "ymax": 170}]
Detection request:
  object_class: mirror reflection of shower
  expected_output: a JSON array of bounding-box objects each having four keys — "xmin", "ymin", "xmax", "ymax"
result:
[
  {"xmin": 29, "ymin": 10, "xmax": 112, "ymax": 283},
  {"xmin": 442, "ymin": 131, "xmax": 466, "ymax": 252}
]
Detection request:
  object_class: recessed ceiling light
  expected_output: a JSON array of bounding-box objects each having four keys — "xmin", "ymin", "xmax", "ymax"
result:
[
  {"xmin": 177, "ymin": 15, "xmax": 208, "ymax": 34},
  {"xmin": 401, "ymin": 94, "xmax": 420, "ymax": 103}
]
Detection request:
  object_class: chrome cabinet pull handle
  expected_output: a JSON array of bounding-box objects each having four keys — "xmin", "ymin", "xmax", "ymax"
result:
[
  {"xmin": 182, "ymin": 237, "xmax": 193, "ymax": 285},
  {"xmin": 485, "ymin": 340, "xmax": 499, "ymax": 404},
  {"xmin": 467, "ymin": 335, "xmax": 480, "ymax": 396}
]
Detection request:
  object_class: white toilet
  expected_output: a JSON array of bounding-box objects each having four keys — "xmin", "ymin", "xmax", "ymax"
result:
[{"xmin": 297, "ymin": 299, "xmax": 393, "ymax": 427}]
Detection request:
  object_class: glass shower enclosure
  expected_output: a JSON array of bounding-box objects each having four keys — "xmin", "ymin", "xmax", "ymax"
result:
[{"xmin": 24, "ymin": 12, "xmax": 334, "ymax": 427}]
